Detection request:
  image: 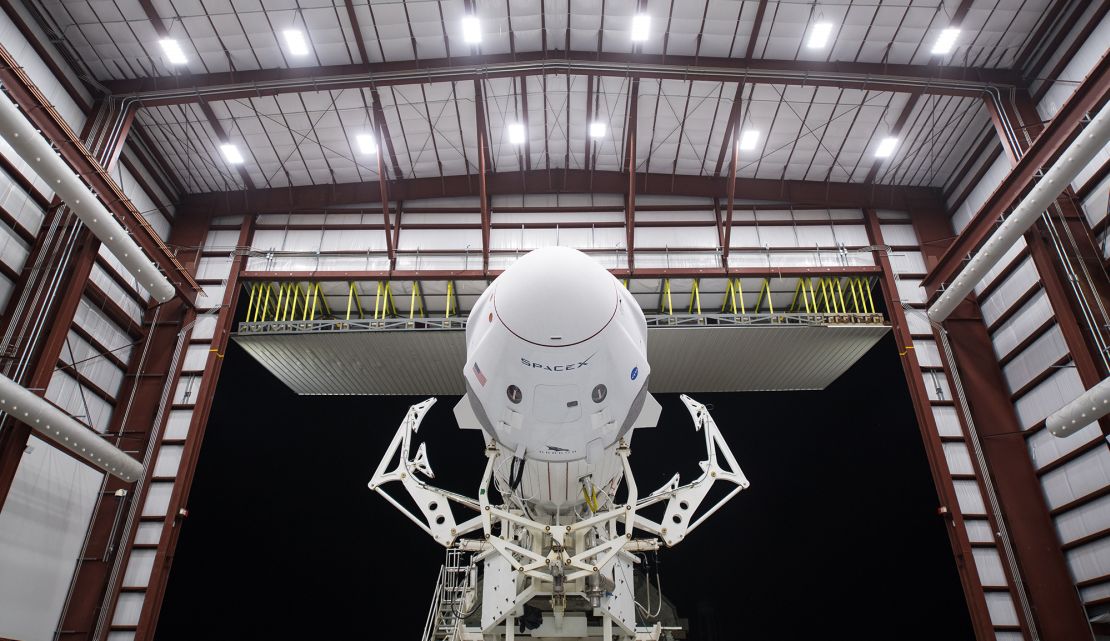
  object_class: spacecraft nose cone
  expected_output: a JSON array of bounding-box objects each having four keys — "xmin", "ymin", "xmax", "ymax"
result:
[{"xmin": 494, "ymin": 247, "xmax": 618, "ymax": 347}]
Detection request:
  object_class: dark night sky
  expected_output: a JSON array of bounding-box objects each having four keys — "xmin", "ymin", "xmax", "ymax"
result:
[{"xmin": 155, "ymin": 332, "xmax": 973, "ymax": 640}]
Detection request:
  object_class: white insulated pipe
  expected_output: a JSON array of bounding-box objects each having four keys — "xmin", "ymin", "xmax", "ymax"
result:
[
  {"xmin": 0, "ymin": 86, "xmax": 175, "ymax": 303},
  {"xmin": 0, "ymin": 373, "xmax": 142, "ymax": 481},
  {"xmin": 1047, "ymin": 377, "xmax": 1110, "ymax": 438},
  {"xmin": 928, "ymin": 99, "xmax": 1110, "ymax": 323}
]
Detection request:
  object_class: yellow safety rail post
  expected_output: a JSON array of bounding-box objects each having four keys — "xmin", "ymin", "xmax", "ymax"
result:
[
  {"xmin": 409, "ymin": 281, "xmax": 424, "ymax": 319},
  {"xmin": 789, "ymin": 279, "xmax": 805, "ymax": 312},
  {"xmin": 316, "ymin": 283, "xmax": 332, "ymax": 319},
  {"xmin": 384, "ymin": 282, "xmax": 397, "ymax": 317},
  {"xmin": 286, "ymin": 283, "xmax": 299, "ymax": 319},
  {"xmin": 794, "ymin": 278, "xmax": 814, "ymax": 313},
  {"xmin": 721, "ymin": 279, "xmax": 740, "ymax": 314},
  {"xmin": 816, "ymin": 278, "xmax": 830, "ymax": 313},
  {"xmin": 864, "ymin": 278, "xmax": 876, "ymax": 314},
  {"xmin": 687, "ymin": 279, "xmax": 702, "ymax": 315},
  {"xmin": 374, "ymin": 282, "xmax": 384, "ymax": 319},
  {"xmin": 754, "ymin": 278, "xmax": 774, "ymax": 314},
  {"xmin": 301, "ymin": 283, "xmax": 313, "ymax": 321},
  {"xmin": 834, "ymin": 278, "xmax": 847, "ymax": 314},
  {"xmin": 273, "ymin": 283, "xmax": 286, "ymax": 321},
  {"xmin": 352, "ymin": 283, "xmax": 364, "ymax": 318},
  {"xmin": 736, "ymin": 278, "xmax": 745, "ymax": 313},
  {"xmin": 246, "ymin": 283, "xmax": 259, "ymax": 322},
  {"xmin": 308, "ymin": 283, "xmax": 320, "ymax": 320},
  {"xmin": 661, "ymin": 279, "xmax": 674, "ymax": 315},
  {"xmin": 445, "ymin": 281, "xmax": 454, "ymax": 318},
  {"xmin": 289, "ymin": 283, "xmax": 303, "ymax": 321},
  {"xmin": 257, "ymin": 284, "xmax": 273, "ymax": 322}
]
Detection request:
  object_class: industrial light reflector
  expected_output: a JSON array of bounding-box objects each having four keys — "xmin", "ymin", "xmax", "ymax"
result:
[
  {"xmin": 631, "ymin": 14, "xmax": 650, "ymax": 42},
  {"xmin": 931, "ymin": 28, "xmax": 960, "ymax": 54},
  {"xmin": 462, "ymin": 15, "xmax": 482, "ymax": 44},
  {"xmin": 159, "ymin": 39, "xmax": 187, "ymax": 65},
  {"xmin": 738, "ymin": 129, "xmax": 760, "ymax": 151},
  {"xmin": 220, "ymin": 143, "xmax": 244, "ymax": 164},
  {"xmin": 507, "ymin": 122, "xmax": 526, "ymax": 145},
  {"xmin": 589, "ymin": 122, "xmax": 607, "ymax": 138},
  {"xmin": 283, "ymin": 29, "xmax": 310, "ymax": 56},
  {"xmin": 356, "ymin": 133, "xmax": 377, "ymax": 154},
  {"xmin": 875, "ymin": 137, "xmax": 898, "ymax": 158},
  {"xmin": 807, "ymin": 22, "xmax": 833, "ymax": 49}
]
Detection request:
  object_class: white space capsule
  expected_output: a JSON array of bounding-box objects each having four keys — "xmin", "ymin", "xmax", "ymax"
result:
[{"xmin": 455, "ymin": 247, "xmax": 660, "ymax": 515}]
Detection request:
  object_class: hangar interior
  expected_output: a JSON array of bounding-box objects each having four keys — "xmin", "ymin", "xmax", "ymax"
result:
[{"xmin": 0, "ymin": 0, "xmax": 1107, "ymax": 639}]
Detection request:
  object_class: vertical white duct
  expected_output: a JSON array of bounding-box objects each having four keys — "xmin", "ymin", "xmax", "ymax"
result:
[
  {"xmin": 927, "ymin": 100, "xmax": 1110, "ymax": 322},
  {"xmin": 0, "ymin": 85, "xmax": 176, "ymax": 303},
  {"xmin": 0, "ymin": 373, "xmax": 142, "ymax": 481}
]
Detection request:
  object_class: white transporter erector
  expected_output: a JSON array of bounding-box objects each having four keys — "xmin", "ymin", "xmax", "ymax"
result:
[{"xmin": 371, "ymin": 247, "xmax": 749, "ymax": 640}]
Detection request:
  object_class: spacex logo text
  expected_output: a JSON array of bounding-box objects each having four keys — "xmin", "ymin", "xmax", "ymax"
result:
[{"xmin": 520, "ymin": 353, "xmax": 594, "ymax": 372}]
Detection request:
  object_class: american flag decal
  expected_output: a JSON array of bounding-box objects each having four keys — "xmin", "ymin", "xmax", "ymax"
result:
[{"xmin": 472, "ymin": 362, "xmax": 487, "ymax": 386}]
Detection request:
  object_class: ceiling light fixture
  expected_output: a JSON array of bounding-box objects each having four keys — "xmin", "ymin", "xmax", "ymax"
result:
[
  {"xmin": 589, "ymin": 122, "xmax": 607, "ymax": 138},
  {"xmin": 462, "ymin": 15, "xmax": 482, "ymax": 44},
  {"xmin": 631, "ymin": 14, "xmax": 651, "ymax": 42},
  {"xmin": 283, "ymin": 29, "xmax": 310, "ymax": 56},
  {"xmin": 507, "ymin": 123, "xmax": 526, "ymax": 145},
  {"xmin": 159, "ymin": 39, "xmax": 187, "ymax": 65},
  {"xmin": 931, "ymin": 27, "xmax": 960, "ymax": 55},
  {"xmin": 220, "ymin": 143, "xmax": 244, "ymax": 164},
  {"xmin": 807, "ymin": 22, "xmax": 833, "ymax": 49},
  {"xmin": 356, "ymin": 134, "xmax": 377, "ymax": 154},
  {"xmin": 875, "ymin": 137, "xmax": 899, "ymax": 158},
  {"xmin": 738, "ymin": 129, "xmax": 760, "ymax": 151}
]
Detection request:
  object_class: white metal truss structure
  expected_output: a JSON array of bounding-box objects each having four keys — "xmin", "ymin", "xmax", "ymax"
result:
[{"xmin": 370, "ymin": 395, "xmax": 748, "ymax": 640}]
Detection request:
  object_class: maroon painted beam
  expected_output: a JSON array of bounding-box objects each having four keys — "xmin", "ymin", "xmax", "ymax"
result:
[
  {"xmin": 0, "ymin": 44, "xmax": 201, "ymax": 300},
  {"xmin": 178, "ymin": 169, "xmax": 943, "ymax": 218},
  {"xmin": 473, "ymin": 79, "xmax": 491, "ymax": 272},
  {"xmin": 376, "ymin": 144, "xmax": 395, "ymax": 268},
  {"xmin": 239, "ymin": 265, "xmax": 881, "ymax": 282},
  {"xmin": 198, "ymin": 101, "xmax": 256, "ymax": 190},
  {"xmin": 625, "ymin": 78, "xmax": 640, "ymax": 271},
  {"xmin": 921, "ymin": 50, "xmax": 1110, "ymax": 295},
  {"xmin": 723, "ymin": 141, "xmax": 739, "ymax": 260},
  {"xmin": 911, "ymin": 205, "xmax": 1093, "ymax": 641},
  {"xmin": 863, "ymin": 209, "xmax": 997, "ymax": 641},
  {"xmin": 102, "ymin": 51, "xmax": 1021, "ymax": 106}
]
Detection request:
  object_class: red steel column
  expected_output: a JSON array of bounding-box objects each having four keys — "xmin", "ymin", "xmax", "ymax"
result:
[
  {"xmin": 863, "ymin": 209, "xmax": 996, "ymax": 641},
  {"xmin": 56, "ymin": 252, "xmax": 199, "ymax": 640},
  {"xmin": 912, "ymin": 205, "xmax": 1093, "ymax": 641},
  {"xmin": 131, "ymin": 214, "xmax": 255, "ymax": 641}
]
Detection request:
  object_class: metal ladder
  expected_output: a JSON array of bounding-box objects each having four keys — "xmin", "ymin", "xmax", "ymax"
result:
[{"xmin": 421, "ymin": 548, "xmax": 474, "ymax": 641}]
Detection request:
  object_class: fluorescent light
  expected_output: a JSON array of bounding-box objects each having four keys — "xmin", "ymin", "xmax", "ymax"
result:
[
  {"xmin": 356, "ymin": 134, "xmax": 377, "ymax": 154},
  {"xmin": 220, "ymin": 143, "xmax": 244, "ymax": 164},
  {"xmin": 875, "ymin": 137, "xmax": 898, "ymax": 158},
  {"xmin": 589, "ymin": 122, "xmax": 607, "ymax": 138},
  {"xmin": 737, "ymin": 129, "xmax": 760, "ymax": 151},
  {"xmin": 807, "ymin": 22, "xmax": 833, "ymax": 49},
  {"xmin": 931, "ymin": 27, "xmax": 960, "ymax": 54},
  {"xmin": 462, "ymin": 15, "xmax": 482, "ymax": 44},
  {"xmin": 631, "ymin": 14, "xmax": 650, "ymax": 42},
  {"xmin": 159, "ymin": 39, "xmax": 187, "ymax": 65},
  {"xmin": 282, "ymin": 29, "xmax": 310, "ymax": 56},
  {"xmin": 507, "ymin": 122, "xmax": 526, "ymax": 145}
]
